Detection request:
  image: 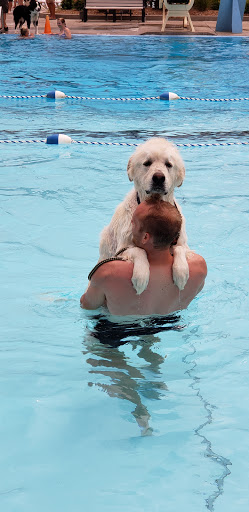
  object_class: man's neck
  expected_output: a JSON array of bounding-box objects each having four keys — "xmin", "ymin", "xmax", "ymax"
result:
[{"xmin": 146, "ymin": 247, "xmax": 173, "ymax": 266}]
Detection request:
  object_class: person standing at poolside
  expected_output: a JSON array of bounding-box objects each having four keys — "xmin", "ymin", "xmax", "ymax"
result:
[
  {"xmin": 57, "ymin": 17, "xmax": 71, "ymax": 39},
  {"xmin": 80, "ymin": 197, "xmax": 207, "ymax": 316},
  {"xmin": 0, "ymin": 0, "xmax": 9, "ymax": 31},
  {"xmin": 13, "ymin": 0, "xmax": 23, "ymax": 10},
  {"xmin": 47, "ymin": 0, "xmax": 56, "ymax": 20}
]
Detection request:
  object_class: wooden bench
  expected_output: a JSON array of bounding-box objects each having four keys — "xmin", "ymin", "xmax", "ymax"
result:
[{"xmin": 81, "ymin": 0, "xmax": 146, "ymax": 22}]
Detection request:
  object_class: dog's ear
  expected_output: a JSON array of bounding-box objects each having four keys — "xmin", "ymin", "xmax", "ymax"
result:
[
  {"xmin": 127, "ymin": 156, "xmax": 134, "ymax": 182},
  {"xmin": 176, "ymin": 163, "xmax": 185, "ymax": 188}
]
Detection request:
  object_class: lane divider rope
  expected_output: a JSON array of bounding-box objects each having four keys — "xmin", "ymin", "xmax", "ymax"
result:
[
  {"xmin": 0, "ymin": 139, "xmax": 46, "ymax": 143},
  {"xmin": 0, "ymin": 95, "xmax": 47, "ymax": 99},
  {"xmin": 1, "ymin": 91, "xmax": 249, "ymax": 102},
  {"xmin": 0, "ymin": 93, "xmax": 159, "ymax": 101},
  {"xmin": 1, "ymin": 138, "xmax": 249, "ymax": 148},
  {"xmin": 178, "ymin": 96, "xmax": 249, "ymax": 102},
  {"xmin": 66, "ymin": 95, "xmax": 160, "ymax": 101}
]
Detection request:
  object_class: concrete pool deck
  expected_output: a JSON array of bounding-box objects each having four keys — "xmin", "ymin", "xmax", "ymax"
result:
[{"xmin": 3, "ymin": 10, "xmax": 249, "ymax": 36}]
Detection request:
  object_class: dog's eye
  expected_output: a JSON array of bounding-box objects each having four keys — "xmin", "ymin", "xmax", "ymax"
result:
[
  {"xmin": 165, "ymin": 161, "xmax": 173, "ymax": 168},
  {"xmin": 143, "ymin": 160, "xmax": 152, "ymax": 167}
]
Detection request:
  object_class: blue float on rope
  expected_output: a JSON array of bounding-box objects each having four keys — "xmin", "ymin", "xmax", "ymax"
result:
[
  {"xmin": 46, "ymin": 134, "xmax": 72, "ymax": 144},
  {"xmin": 46, "ymin": 90, "xmax": 66, "ymax": 99},
  {"xmin": 160, "ymin": 92, "xmax": 180, "ymax": 101}
]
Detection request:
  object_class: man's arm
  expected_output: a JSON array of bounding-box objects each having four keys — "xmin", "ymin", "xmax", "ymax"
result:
[
  {"xmin": 80, "ymin": 274, "xmax": 106, "ymax": 310},
  {"xmin": 188, "ymin": 253, "xmax": 207, "ymax": 295},
  {"xmin": 80, "ymin": 259, "xmax": 134, "ymax": 312}
]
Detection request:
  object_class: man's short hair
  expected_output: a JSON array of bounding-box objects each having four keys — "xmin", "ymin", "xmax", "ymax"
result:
[
  {"xmin": 138, "ymin": 195, "xmax": 182, "ymax": 249},
  {"xmin": 20, "ymin": 28, "xmax": 29, "ymax": 36}
]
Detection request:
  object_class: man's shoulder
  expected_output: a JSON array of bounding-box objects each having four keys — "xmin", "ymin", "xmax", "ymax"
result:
[
  {"xmin": 91, "ymin": 259, "xmax": 133, "ymax": 283},
  {"xmin": 187, "ymin": 252, "xmax": 207, "ymax": 284}
]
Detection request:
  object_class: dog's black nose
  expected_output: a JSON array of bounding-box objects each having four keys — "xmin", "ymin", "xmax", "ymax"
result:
[{"xmin": 152, "ymin": 172, "xmax": 165, "ymax": 186}]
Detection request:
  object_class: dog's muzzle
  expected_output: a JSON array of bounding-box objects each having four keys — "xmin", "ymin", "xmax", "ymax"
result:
[{"xmin": 146, "ymin": 172, "xmax": 166, "ymax": 195}]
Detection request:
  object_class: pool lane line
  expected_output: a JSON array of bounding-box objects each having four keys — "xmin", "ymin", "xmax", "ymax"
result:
[
  {"xmin": 0, "ymin": 139, "xmax": 46, "ymax": 144},
  {"xmin": 72, "ymin": 140, "xmax": 249, "ymax": 148},
  {"xmin": 1, "ymin": 138, "xmax": 249, "ymax": 148},
  {"xmin": 179, "ymin": 97, "xmax": 249, "ymax": 102},
  {"xmin": 1, "ymin": 92, "xmax": 249, "ymax": 102},
  {"xmin": 0, "ymin": 94, "xmax": 160, "ymax": 101},
  {"xmin": 0, "ymin": 95, "xmax": 47, "ymax": 99}
]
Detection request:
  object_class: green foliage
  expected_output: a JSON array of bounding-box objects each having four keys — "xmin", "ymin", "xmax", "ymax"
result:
[
  {"xmin": 195, "ymin": 0, "xmax": 248, "ymax": 12},
  {"xmin": 61, "ymin": 0, "xmax": 73, "ymax": 9},
  {"xmin": 194, "ymin": 0, "xmax": 209, "ymax": 11},
  {"xmin": 61, "ymin": 0, "xmax": 84, "ymax": 9},
  {"xmin": 209, "ymin": 0, "xmax": 220, "ymax": 9},
  {"xmin": 73, "ymin": 0, "xmax": 84, "ymax": 9},
  {"xmin": 208, "ymin": 0, "xmax": 249, "ymax": 14}
]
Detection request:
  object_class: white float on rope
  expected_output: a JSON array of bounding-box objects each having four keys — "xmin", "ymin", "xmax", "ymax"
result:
[
  {"xmin": 160, "ymin": 92, "xmax": 180, "ymax": 101},
  {"xmin": 46, "ymin": 134, "xmax": 72, "ymax": 144},
  {"xmin": 46, "ymin": 90, "xmax": 66, "ymax": 99}
]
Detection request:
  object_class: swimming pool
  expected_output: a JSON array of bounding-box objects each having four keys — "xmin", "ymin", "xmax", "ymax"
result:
[{"xmin": 1, "ymin": 35, "xmax": 249, "ymax": 512}]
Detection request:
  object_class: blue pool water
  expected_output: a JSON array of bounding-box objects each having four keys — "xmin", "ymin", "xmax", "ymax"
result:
[{"xmin": 1, "ymin": 35, "xmax": 249, "ymax": 511}]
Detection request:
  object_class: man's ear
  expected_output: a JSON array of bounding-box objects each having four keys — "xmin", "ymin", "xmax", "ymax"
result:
[
  {"xmin": 141, "ymin": 232, "xmax": 150, "ymax": 245},
  {"xmin": 127, "ymin": 156, "xmax": 134, "ymax": 182}
]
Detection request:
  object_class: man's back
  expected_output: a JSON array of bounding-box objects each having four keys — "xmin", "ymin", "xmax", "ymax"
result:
[
  {"xmin": 87, "ymin": 252, "xmax": 206, "ymax": 316},
  {"xmin": 81, "ymin": 198, "xmax": 207, "ymax": 316}
]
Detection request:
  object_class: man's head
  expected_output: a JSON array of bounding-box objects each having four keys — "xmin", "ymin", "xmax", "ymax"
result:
[
  {"xmin": 20, "ymin": 28, "xmax": 29, "ymax": 37},
  {"xmin": 132, "ymin": 195, "xmax": 182, "ymax": 250}
]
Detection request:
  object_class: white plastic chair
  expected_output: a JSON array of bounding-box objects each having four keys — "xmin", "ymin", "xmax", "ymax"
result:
[
  {"xmin": 161, "ymin": 0, "xmax": 195, "ymax": 32},
  {"xmin": 39, "ymin": 0, "xmax": 49, "ymax": 11}
]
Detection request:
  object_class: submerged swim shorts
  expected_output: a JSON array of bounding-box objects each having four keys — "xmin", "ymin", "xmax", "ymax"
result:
[{"xmin": 88, "ymin": 313, "xmax": 183, "ymax": 348}]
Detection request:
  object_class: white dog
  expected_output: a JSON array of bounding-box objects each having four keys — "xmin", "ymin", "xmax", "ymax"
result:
[{"xmin": 99, "ymin": 137, "xmax": 190, "ymax": 294}]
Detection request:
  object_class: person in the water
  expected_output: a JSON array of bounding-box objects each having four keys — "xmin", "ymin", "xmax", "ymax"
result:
[
  {"xmin": 56, "ymin": 18, "xmax": 71, "ymax": 39},
  {"xmin": 80, "ymin": 196, "xmax": 207, "ymax": 316}
]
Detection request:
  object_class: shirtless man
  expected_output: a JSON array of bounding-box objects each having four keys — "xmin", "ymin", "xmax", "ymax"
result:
[{"xmin": 80, "ymin": 197, "xmax": 207, "ymax": 316}]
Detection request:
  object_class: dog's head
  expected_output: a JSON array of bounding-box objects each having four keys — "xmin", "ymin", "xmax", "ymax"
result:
[
  {"xmin": 127, "ymin": 137, "xmax": 185, "ymax": 201},
  {"xmin": 27, "ymin": 0, "xmax": 41, "ymax": 12}
]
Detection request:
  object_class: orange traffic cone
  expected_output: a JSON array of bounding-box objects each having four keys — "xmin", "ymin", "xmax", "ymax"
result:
[{"xmin": 44, "ymin": 15, "xmax": 52, "ymax": 34}]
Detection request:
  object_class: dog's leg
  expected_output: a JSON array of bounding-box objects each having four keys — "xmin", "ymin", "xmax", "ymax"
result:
[
  {"xmin": 172, "ymin": 246, "xmax": 189, "ymax": 291},
  {"xmin": 16, "ymin": 19, "xmax": 23, "ymax": 32},
  {"xmin": 100, "ymin": 225, "xmax": 150, "ymax": 294},
  {"xmin": 34, "ymin": 20, "xmax": 38, "ymax": 35},
  {"xmin": 99, "ymin": 226, "xmax": 117, "ymax": 260},
  {"xmin": 172, "ymin": 213, "xmax": 190, "ymax": 290},
  {"xmin": 98, "ymin": 190, "xmax": 150, "ymax": 294},
  {"xmin": 122, "ymin": 246, "xmax": 150, "ymax": 295},
  {"xmin": 99, "ymin": 194, "xmax": 135, "ymax": 260}
]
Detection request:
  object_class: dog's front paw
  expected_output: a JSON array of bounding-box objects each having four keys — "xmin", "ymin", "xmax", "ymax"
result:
[
  {"xmin": 173, "ymin": 261, "xmax": 189, "ymax": 291},
  {"xmin": 132, "ymin": 267, "xmax": 150, "ymax": 295},
  {"xmin": 122, "ymin": 246, "xmax": 150, "ymax": 295}
]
